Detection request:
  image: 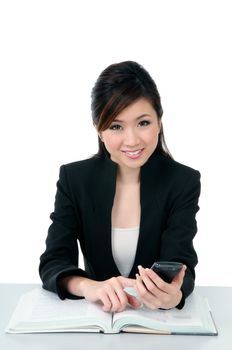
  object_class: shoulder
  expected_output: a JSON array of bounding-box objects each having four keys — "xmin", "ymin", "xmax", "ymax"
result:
[
  {"xmin": 58, "ymin": 155, "xmax": 117, "ymax": 189},
  {"xmin": 155, "ymin": 156, "xmax": 201, "ymax": 198},
  {"xmin": 158, "ymin": 155, "xmax": 200, "ymax": 180},
  {"xmin": 143, "ymin": 153, "xmax": 201, "ymax": 196},
  {"xmin": 59, "ymin": 156, "xmax": 103, "ymax": 180},
  {"xmin": 63, "ymin": 156, "xmax": 101, "ymax": 171},
  {"xmin": 57, "ymin": 155, "xmax": 117, "ymax": 196}
]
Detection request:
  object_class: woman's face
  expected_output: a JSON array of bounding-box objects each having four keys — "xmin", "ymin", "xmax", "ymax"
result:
[{"xmin": 99, "ymin": 98, "xmax": 161, "ymax": 170}]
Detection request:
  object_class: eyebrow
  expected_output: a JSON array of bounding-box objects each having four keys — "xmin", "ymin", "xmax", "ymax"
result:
[{"xmin": 113, "ymin": 114, "xmax": 152, "ymax": 123}]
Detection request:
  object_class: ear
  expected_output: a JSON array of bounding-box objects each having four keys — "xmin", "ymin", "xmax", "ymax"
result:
[
  {"xmin": 158, "ymin": 119, "xmax": 162, "ymax": 134},
  {"xmin": 93, "ymin": 122, "xmax": 104, "ymax": 142},
  {"xmin": 99, "ymin": 133, "xmax": 104, "ymax": 142}
]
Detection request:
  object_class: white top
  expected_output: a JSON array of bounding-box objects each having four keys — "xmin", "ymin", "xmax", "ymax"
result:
[{"xmin": 111, "ymin": 226, "xmax": 140, "ymax": 277}]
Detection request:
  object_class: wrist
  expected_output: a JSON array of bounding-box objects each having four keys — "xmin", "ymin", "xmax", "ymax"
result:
[
  {"xmin": 77, "ymin": 277, "xmax": 95, "ymax": 297},
  {"xmin": 61, "ymin": 276, "xmax": 92, "ymax": 297}
]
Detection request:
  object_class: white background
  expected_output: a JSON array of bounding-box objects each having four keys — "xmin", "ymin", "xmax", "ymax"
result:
[{"xmin": 0, "ymin": 0, "xmax": 231, "ymax": 286}]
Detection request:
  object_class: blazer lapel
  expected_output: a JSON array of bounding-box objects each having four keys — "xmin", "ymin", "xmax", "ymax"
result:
[
  {"xmin": 91, "ymin": 156, "xmax": 121, "ymax": 278},
  {"xmin": 129, "ymin": 152, "xmax": 163, "ymax": 277}
]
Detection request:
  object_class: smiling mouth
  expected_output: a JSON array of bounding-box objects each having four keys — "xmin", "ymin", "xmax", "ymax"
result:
[{"xmin": 122, "ymin": 148, "xmax": 144, "ymax": 158}]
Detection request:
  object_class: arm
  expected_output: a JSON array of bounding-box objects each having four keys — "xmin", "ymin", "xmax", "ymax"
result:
[
  {"xmin": 39, "ymin": 165, "xmax": 88, "ymax": 300},
  {"xmin": 136, "ymin": 170, "xmax": 201, "ymax": 309},
  {"xmin": 59, "ymin": 275, "xmax": 140, "ymax": 312},
  {"xmin": 160, "ymin": 169, "xmax": 201, "ymax": 299}
]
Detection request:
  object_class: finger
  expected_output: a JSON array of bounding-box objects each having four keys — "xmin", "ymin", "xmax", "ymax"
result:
[
  {"xmin": 135, "ymin": 273, "xmax": 148, "ymax": 295},
  {"xmin": 144, "ymin": 268, "xmax": 183, "ymax": 307},
  {"xmin": 135, "ymin": 274, "xmax": 160, "ymax": 309},
  {"xmin": 114, "ymin": 287, "xmax": 128, "ymax": 312},
  {"xmin": 125, "ymin": 293, "xmax": 142, "ymax": 309},
  {"xmin": 139, "ymin": 267, "xmax": 168, "ymax": 303},
  {"xmin": 143, "ymin": 268, "xmax": 173, "ymax": 294},
  {"xmin": 107, "ymin": 278, "xmax": 128, "ymax": 312},
  {"xmin": 135, "ymin": 273, "xmax": 158, "ymax": 302},
  {"xmin": 116, "ymin": 276, "xmax": 138, "ymax": 311},
  {"xmin": 100, "ymin": 293, "xmax": 112, "ymax": 312},
  {"xmin": 137, "ymin": 266, "xmax": 161, "ymax": 296},
  {"xmin": 99, "ymin": 286, "xmax": 124, "ymax": 312},
  {"xmin": 138, "ymin": 266, "xmax": 170, "ymax": 294},
  {"xmin": 108, "ymin": 294, "xmax": 121, "ymax": 312}
]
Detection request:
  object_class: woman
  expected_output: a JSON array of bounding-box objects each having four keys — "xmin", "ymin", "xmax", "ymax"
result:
[{"xmin": 39, "ymin": 61, "xmax": 201, "ymax": 312}]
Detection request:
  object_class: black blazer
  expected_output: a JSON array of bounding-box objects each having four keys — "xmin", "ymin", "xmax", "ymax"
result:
[{"xmin": 39, "ymin": 151, "xmax": 201, "ymax": 306}]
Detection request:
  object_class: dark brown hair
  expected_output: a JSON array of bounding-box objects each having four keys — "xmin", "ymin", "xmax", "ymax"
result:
[{"xmin": 91, "ymin": 61, "xmax": 172, "ymax": 159}]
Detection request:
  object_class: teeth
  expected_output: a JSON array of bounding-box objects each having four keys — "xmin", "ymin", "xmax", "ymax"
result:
[{"xmin": 125, "ymin": 150, "xmax": 141, "ymax": 155}]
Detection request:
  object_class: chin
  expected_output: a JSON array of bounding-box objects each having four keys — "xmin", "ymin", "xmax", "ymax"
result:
[{"xmin": 122, "ymin": 159, "xmax": 148, "ymax": 169}]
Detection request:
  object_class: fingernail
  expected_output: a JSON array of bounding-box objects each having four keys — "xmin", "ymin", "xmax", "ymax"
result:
[{"xmin": 138, "ymin": 265, "xmax": 142, "ymax": 270}]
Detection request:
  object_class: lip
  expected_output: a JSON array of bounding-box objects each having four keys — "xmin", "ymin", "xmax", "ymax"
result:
[{"xmin": 121, "ymin": 148, "xmax": 144, "ymax": 159}]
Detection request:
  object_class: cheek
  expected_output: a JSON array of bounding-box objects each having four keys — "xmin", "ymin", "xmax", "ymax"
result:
[
  {"xmin": 103, "ymin": 135, "xmax": 121, "ymax": 152},
  {"xmin": 144, "ymin": 128, "xmax": 159, "ymax": 146}
]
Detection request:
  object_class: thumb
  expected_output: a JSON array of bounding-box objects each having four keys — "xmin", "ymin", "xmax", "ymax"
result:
[
  {"xmin": 172, "ymin": 265, "xmax": 186, "ymax": 285},
  {"xmin": 126, "ymin": 294, "xmax": 142, "ymax": 309}
]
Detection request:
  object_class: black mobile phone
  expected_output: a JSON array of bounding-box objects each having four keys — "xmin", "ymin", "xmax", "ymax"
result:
[{"xmin": 151, "ymin": 261, "xmax": 183, "ymax": 283}]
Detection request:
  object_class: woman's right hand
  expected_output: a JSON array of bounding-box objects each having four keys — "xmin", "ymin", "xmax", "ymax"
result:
[{"xmin": 64, "ymin": 275, "xmax": 141, "ymax": 312}]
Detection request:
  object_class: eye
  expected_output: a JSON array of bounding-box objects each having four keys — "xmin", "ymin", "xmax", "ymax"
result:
[
  {"xmin": 138, "ymin": 120, "xmax": 151, "ymax": 127},
  {"xmin": 109, "ymin": 124, "xmax": 122, "ymax": 131}
]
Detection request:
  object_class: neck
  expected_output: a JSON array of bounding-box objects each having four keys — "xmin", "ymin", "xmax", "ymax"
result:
[{"xmin": 117, "ymin": 165, "xmax": 140, "ymax": 185}]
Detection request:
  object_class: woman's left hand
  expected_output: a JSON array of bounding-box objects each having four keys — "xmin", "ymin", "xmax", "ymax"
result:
[{"xmin": 135, "ymin": 264, "xmax": 186, "ymax": 310}]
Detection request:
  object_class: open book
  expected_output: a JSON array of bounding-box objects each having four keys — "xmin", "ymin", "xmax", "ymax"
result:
[{"xmin": 6, "ymin": 287, "xmax": 217, "ymax": 335}]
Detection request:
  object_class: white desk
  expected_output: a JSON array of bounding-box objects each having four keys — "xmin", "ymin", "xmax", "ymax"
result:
[{"xmin": 1, "ymin": 284, "xmax": 232, "ymax": 350}]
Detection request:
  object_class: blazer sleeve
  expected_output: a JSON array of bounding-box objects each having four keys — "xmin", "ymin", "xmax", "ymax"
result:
[
  {"xmin": 39, "ymin": 165, "xmax": 88, "ymax": 300},
  {"xmin": 159, "ymin": 169, "xmax": 201, "ymax": 309}
]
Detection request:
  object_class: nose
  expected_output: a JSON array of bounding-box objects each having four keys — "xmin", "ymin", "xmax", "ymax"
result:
[{"xmin": 124, "ymin": 128, "xmax": 140, "ymax": 147}]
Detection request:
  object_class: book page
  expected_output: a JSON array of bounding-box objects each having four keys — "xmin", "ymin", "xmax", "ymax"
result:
[
  {"xmin": 6, "ymin": 288, "xmax": 112, "ymax": 333},
  {"xmin": 113, "ymin": 295, "xmax": 200, "ymax": 327},
  {"xmin": 119, "ymin": 288, "xmax": 201, "ymax": 325},
  {"xmin": 112, "ymin": 292, "xmax": 216, "ymax": 334}
]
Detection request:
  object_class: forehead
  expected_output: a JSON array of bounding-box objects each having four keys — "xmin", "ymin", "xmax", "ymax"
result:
[{"xmin": 113, "ymin": 98, "xmax": 157, "ymax": 122}]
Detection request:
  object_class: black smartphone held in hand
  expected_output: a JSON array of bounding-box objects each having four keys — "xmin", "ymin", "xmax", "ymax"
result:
[{"xmin": 151, "ymin": 261, "xmax": 183, "ymax": 283}]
